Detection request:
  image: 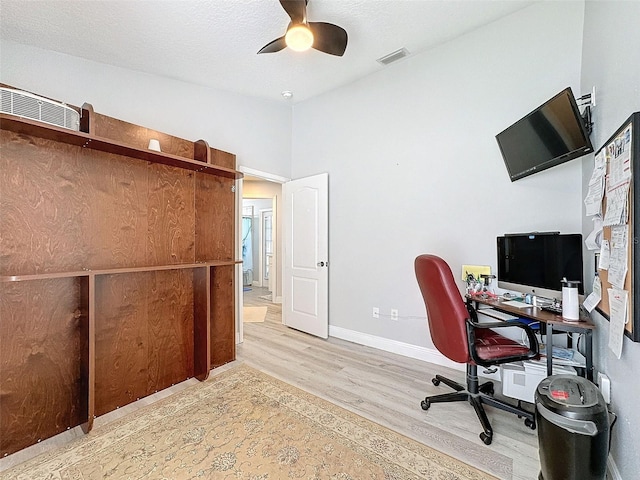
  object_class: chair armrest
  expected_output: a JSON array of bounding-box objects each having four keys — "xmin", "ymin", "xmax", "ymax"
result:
[{"xmin": 465, "ymin": 319, "xmax": 540, "ymax": 367}]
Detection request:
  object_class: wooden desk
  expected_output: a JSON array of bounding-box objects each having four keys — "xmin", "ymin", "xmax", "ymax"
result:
[{"xmin": 466, "ymin": 295, "xmax": 596, "ymax": 381}]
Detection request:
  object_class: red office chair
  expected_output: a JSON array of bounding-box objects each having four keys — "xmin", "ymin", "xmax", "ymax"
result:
[{"xmin": 414, "ymin": 254, "xmax": 539, "ymax": 445}]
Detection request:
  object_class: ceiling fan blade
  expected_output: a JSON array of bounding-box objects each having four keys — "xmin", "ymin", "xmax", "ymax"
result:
[
  {"xmin": 308, "ymin": 22, "xmax": 348, "ymax": 56},
  {"xmin": 257, "ymin": 36, "xmax": 287, "ymax": 54},
  {"xmin": 279, "ymin": 0, "xmax": 307, "ymax": 24}
]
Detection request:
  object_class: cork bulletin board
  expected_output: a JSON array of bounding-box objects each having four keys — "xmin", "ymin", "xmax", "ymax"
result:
[{"xmin": 595, "ymin": 112, "xmax": 640, "ymax": 342}]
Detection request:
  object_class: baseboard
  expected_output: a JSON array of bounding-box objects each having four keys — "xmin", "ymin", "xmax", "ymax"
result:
[
  {"xmin": 274, "ymin": 296, "xmax": 283, "ymax": 304},
  {"xmin": 329, "ymin": 325, "xmax": 464, "ymax": 370},
  {"xmin": 328, "ymin": 326, "xmax": 503, "ymax": 381},
  {"xmin": 608, "ymin": 457, "xmax": 622, "ymax": 480}
]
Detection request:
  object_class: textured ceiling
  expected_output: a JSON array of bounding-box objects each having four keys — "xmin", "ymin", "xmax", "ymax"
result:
[{"xmin": 0, "ymin": 0, "xmax": 535, "ymax": 103}]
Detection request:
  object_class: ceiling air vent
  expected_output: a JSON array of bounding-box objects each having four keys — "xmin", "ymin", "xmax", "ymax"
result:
[
  {"xmin": 1, "ymin": 87, "xmax": 80, "ymax": 131},
  {"xmin": 377, "ymin": 48, "xmax": 410, "ymax": 66}
]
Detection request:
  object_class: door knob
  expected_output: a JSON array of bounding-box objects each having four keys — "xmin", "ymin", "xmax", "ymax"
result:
[{"xmin": 317, "ymin": 261, "xmax": 325, "ymax": 267}]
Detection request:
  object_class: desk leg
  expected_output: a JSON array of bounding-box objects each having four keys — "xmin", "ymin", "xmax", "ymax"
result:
[
  {"xmin": 546, "ymin": 324, "xmax": 553, "ymax": 377},
  {"xmin": 585, "ymin": 330, "xmax": 594, "ymax": 382}
]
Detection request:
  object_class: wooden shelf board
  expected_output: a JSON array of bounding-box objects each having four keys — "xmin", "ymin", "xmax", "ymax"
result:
[
  {"xmin": 1, "ymin": 260, "xmax": 242, "ymax": 282},
  {"xmin": 0, "ymin": 114, "xmax": 243, "ymax": 179}
]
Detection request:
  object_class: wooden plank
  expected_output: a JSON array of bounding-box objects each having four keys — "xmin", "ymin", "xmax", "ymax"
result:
[
  {"xmin": 0, "ymin": 115, "xmax": 242, "ymax": 178},
  {"xmin": 1, "ymin": 261, "xmax": 242, "ymax": 283},
  {"xmin": 94, "ymin": 270, "xmax": 194, "ymax": 416},
  {"xmin": 193, "ymin": 139, "xmax": 210, "ymax": 163},
  {"xmin": 210, "ymin": 265, "xmax": 236, "ymax": 368},
  {"xmin": 91, "ymin": 111, "xmax": 194, "ymax": 158},
  {"xmin": 195, "ymin": 174, "xmax": 235, "ymax": 261},
  {"xmin": 146, "ymin": 163, "xmax": 196, "ymax": 265},
  {"xmin": 94, "ymin": 274, "xmax": 149, "ymax": 415},
  {"xmin": 0, "ymin": 278, "xmax": 86, "ymax": 456},
  {"xmin": 146, "ymin": 270, "xmax": 194, "ymax": 389},
  {"xmin": 0, "ymin": 130, "xmax": 86, "ymax": 275},
  {"xmin": 81, "ymin": 148, "xmax": 149, "ymax": 270},
  {"xmin": 193, "ymin": 267, "xmax": 211, "ymax": 381},
  {"xmin": 78, "ymin": 275, "xmax": 94, "ymax": 433},
  {"xmin": 210, "ymin": 148, "xmax": 236, "ymax": 169}
]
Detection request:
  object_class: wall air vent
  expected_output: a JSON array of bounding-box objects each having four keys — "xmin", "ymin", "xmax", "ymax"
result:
[
  {"xmin": 377, "ymin": 48, "xmax": 410, "ymax": 66},
  {"xmin": 1, "ymin": 87, "xmax": 80, "ymax": 131}
]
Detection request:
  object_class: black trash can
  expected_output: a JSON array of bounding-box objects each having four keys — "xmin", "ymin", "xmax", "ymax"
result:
[{"xmin": 535, "ymin": 375, "xmax": 610, "ymax": 480}]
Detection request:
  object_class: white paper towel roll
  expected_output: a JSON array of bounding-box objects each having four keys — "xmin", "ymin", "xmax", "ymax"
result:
[{"xmin": 561, "ymin": 279, "xmax": 580, "ymax": 321}]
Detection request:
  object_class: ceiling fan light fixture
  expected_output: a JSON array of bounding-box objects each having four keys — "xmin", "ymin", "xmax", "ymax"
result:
[{"xmin": 285, "ymin": 24, "xmax": 314, "ymax": 52}]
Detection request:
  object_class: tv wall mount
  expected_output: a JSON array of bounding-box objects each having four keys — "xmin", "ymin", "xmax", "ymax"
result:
[{"xmin": 577, "ymin": 86, "xmax": 596, "ymax": 136}]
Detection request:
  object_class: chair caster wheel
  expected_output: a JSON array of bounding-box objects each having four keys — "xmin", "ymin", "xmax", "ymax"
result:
[
  {"xmin": 480, "ymin": 432, "xmax": 492, "ymax": 445},
  {"xmin": 432, "ymin": 378, "xmax": 440, "ymax": 386},
  {"xmin": 421, "ymin": 399, "xmax": 431, "ymax": 410},
  {"xmin": 525, "ymin": 418, "xmax": 536, "ymax": 430}
]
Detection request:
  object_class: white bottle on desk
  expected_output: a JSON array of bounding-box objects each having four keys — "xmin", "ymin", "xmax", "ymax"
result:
[{"xmin": 561, "ymin": 278, "xmax": 580, "ymax": 321}]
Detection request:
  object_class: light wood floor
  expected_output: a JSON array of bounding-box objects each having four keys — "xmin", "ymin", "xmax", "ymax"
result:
[
  {"xmin": 239, "ymin": 287, "xmax": 540, "ymax": 480},
  {"xmin": 1, "ymin": 286, "xmax": 540, "ymax": 479}
]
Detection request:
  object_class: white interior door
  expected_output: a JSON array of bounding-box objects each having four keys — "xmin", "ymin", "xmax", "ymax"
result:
[{"xmin": 283, "ymin": 173, "xmax": 328, "ymax": 338}]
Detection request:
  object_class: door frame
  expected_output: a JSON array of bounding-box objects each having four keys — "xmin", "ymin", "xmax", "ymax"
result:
[
  {"xmin": 236, "ymin": 167, "xmax": 289, "ymax": 344},
  {"xmin": 258, "ymin": 208, "xmax": 273, "ymax": 291}
]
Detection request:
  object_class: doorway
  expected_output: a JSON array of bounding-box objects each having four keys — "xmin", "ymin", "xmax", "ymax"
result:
[
  {"xmin": 241, "ymin": 198, "xmax": 273, "ymax": 293},
  {"xmin": 238, "ymin": 168, "xmax": 287, "ymax": 343}
]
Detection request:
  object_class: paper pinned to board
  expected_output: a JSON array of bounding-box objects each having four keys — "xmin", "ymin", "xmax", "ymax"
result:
[
  {"xmin": 608, "ymin": 288, "xmax": 628, "ymax": 359},
  {"xmin": 582, "ymin": 276, "xmax": 602, "ymax": 313},
  {"xmin": 599, "ymin": 240, "xmax": 610, "ymax": 270},
  {"xmin": 602, "ymin": 180, "xmax": 630, "ymax": 226},
  {"xmin": 607, "ymin": 225, "xmax": 629, "ymax": 288},
  {"xmin": 584, "ymin": 150, "xmax": 606, "ymax": 217},
  {"xmin": 585, "ymin": 215, "xmax": 603, "ymax": 250},
  {"xmin": 461, "ymin": 265, "xmax": 491, "ymax": 282}
]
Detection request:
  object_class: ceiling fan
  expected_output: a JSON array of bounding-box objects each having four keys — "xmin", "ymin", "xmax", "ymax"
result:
[{"xmin": 258, "ymin": 0, "xmax": 348, "ymax": 56}]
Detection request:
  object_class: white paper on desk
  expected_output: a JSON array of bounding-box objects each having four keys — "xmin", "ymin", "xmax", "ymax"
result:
[
  {"xmin": 607, "ymin": 287, "xmax": 628, "ymax": 359},
  {"xmin": 583, "ymin": 276, "xmax": 602, "ymax": 312},
  {"xmin": 584, "ymin": 155, "xmax": 606, "ymax": 216},
  {"xmin": 585, "ymin": 215, "xmax": 603, "ymax": 250},
  {"xmin": 607, "ymin": 225, "xmax": 628, "ymax": 288},
  {"xmin": 599, "ymin": 240, "xmax": 610, "ymax": 270},
  {"xmin": 603, "ymin": 180, "xmax": 630, "ymax": 226},
  {"xmin": 501, "ymin": 300, "xmax": 531, "ymax": 308}
]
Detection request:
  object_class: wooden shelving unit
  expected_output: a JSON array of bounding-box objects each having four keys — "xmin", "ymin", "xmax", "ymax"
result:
[
  {"xmin": 0, "ymin": 114, "xmax": 242, "ymax": 179},
  {"xmin": 0, "ymin": 101, "xmax": 242, "ymax": 456}
]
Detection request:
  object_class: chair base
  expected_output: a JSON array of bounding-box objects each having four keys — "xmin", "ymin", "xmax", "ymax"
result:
[{"xmin": 420, "ymin": 365, "xmax": 536, "ymax": 445}]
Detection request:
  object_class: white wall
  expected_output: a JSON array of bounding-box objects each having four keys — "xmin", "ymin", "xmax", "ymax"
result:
[
  {"xmin": 580, "ymin": 2, "xmax": 640, "ymax": 478},
  {"xmin": 291, "ymin": 2, "xmax": 585, "ymax": 348},
  {"xmin": 0, "ymin": 40, "xmax": 292, "ymax": 178}
]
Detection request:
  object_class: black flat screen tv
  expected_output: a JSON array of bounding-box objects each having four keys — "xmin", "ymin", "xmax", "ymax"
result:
[
  {"xmin": 496, "ymin": 87, "xmax": 594, "ymax": 181},
  {"xmin": 497, "ymin": 232, "xmax": 584, "ymax": 299}
]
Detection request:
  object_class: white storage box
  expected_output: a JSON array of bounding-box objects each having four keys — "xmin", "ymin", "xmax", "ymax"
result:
[{"xmin": 501, "ymin": 361, "xmax": 576, "ymax": 403}]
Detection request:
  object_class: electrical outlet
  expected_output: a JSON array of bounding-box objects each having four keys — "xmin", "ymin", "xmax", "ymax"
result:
[
  {"xmin": 390, "ymin": 309, "xmax": 399, "ymax": 321},
  {"xmin": 372, "ymin": 307, "xmax": 379, "ymax": 319},
  {"xmin": 597, "ymin": 372, "xmax": 611, "ymax": 403}
]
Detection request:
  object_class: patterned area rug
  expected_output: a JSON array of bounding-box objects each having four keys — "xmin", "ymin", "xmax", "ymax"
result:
[{"xmin": 3, "ymin": 365, "xmax": 496, "ymax": 480}]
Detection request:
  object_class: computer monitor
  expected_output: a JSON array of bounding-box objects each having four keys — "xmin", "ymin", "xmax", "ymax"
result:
[{"xmin": 497, "ymin": 232, "xmax": 584, "ymax": 299}]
